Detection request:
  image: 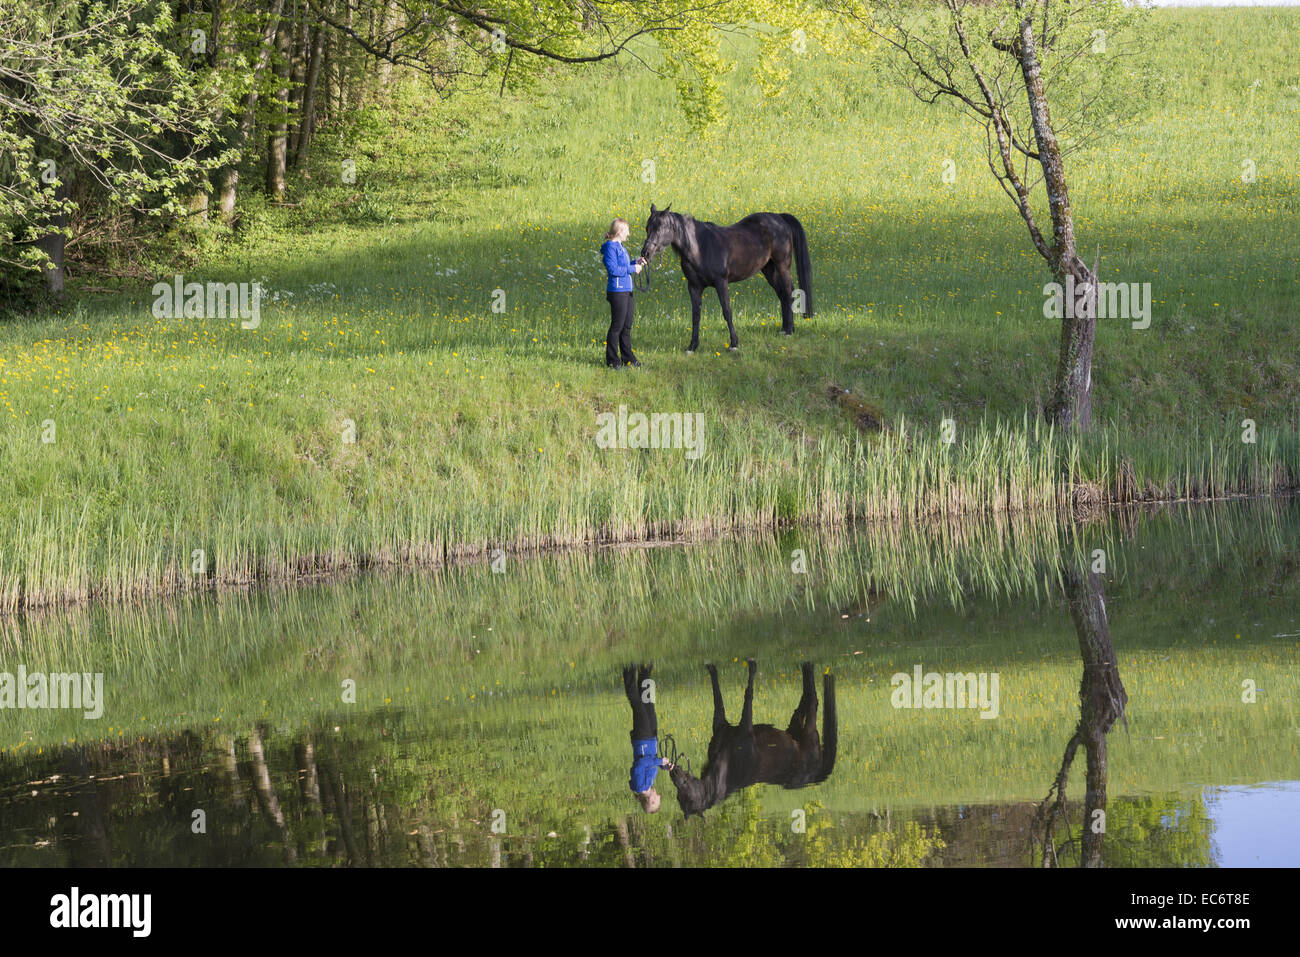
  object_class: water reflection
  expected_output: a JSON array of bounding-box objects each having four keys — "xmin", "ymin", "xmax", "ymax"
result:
[
  {"xmin": 625, "ymin": 664, "xmax": 668, "ymax": 815},
  {"xmin": 1206, "ymin": 782, "xmax": 1300, "ymax": 866},
  {"xmin": 665, "ymin": 660, "xmax": 837, "ymax": 817},
  {"xmin": 0, "ymin": 499, "xmax": 1296, "ymax": 866},
  {"xmin": 1031, "ymin": 563, "xmax": 1128, "ymax": 867}
]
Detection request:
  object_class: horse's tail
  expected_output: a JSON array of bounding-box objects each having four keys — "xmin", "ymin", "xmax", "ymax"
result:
[
  {"xmin": 814, "ymin": 671, "xmax": 836, "ymax": 783},
  {"xmin": 781, "ymin": 213, "xmax": 813, "ymax": 318}
]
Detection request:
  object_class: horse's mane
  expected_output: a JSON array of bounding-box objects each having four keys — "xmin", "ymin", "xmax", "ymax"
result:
[{"xmin": 670, "ymin": 211, "xmax": 702, "ymax": 264}]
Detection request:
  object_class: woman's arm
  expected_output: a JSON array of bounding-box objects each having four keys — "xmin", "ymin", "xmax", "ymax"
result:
[{"xmin": 603, "ymin": 243, "xmax": 634, "ymax": 278}]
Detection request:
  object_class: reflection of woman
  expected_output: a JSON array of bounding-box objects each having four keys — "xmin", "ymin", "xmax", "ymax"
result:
[
  {"xmin": 601, "ymin": 219, "xmax": 644, "ymax": 369},
  {"xmin": 623, "ymin": 663, "xmax": 669, "ymax": 813}
]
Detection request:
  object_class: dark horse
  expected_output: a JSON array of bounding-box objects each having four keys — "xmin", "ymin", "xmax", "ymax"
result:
[
  {"xmin": 639, "ymin": 205, "xmax": 813, "ymax": 352},
  {"xmin": 668, "ymin": 659, "xmax": 836, "ymax": 818}
]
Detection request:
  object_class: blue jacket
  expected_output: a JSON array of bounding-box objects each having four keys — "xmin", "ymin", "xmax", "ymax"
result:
[
  {"xmin": 629, "ymin": 737, "xmax": 661, "ymax": 793},
  {"xmin": 602, "ymin": 240, "xmax": 636, "ymax": 293}
]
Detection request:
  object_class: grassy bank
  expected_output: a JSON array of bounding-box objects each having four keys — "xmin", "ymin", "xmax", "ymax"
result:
[{"xmin": 1, "ymin": 8, "xmax": 1297, "ymax": 612}]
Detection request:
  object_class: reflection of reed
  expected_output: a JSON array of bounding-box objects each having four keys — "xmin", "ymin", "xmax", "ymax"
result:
[{"xmin": 2, "ymin": 497, "xmax": 1292, "ymax": 752}]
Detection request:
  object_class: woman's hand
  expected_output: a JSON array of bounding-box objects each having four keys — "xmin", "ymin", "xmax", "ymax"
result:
[{"xmin": 633, "ymin": 262, "xmax": 642, "ymax": 273}]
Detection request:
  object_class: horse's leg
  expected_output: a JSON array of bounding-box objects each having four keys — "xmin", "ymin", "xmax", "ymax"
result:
[
  {"xmin": 687, "ymin": 283, "xmax": 703, "ymax": 353},
  {"xmin": 775, "ymin": 262, "xmax": 796, "ymax": 335},
  {"xmin": 800, "ymin": 663, "xmax": 819, "ymax": 750},
  {"xmin": 786, "ymin": 661, "xmax": 816, "ymax": 738},
  {"xmin": 741, "ymin": 658, "xmax": 756, "ymax": 731},
  {"xmin": 622, "ymin": 664, "xmax": 639, "ymax": 708},
  {"xmin": 716, "ymin": 280, "xmax": 738, "ymax": 350},
  {"xmin": 762, "ymin": 262, "xmax": 795, "ymax": 337},
  {"xmin": 707, "ymin": 663, "xmax": 727, "ymax": 730}
]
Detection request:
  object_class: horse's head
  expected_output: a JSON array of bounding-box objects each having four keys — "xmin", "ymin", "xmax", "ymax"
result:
[
  {"xmin": 640, "ymin": 203, "xmax": 676, "ymax": 266},
  {"xmin": 668, "ymin": 761, "xmax": 717, "ymax": 819}
]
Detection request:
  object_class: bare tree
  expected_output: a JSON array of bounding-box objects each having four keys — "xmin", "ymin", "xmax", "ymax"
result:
[{"xmin": 829, "ymin": 0, "xmax": 1152, "ymax": 430}]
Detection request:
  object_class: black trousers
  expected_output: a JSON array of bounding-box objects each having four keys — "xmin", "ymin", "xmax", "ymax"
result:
[
  {"xmin": 605, "ymin": 291, "xmax": 637, "ymax": 366},
  {"xmin": 623, "ymin": 663, "xmax": 657, "ymax": 741}
]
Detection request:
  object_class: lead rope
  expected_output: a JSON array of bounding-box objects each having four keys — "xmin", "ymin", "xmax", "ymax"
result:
[
  {"xmin": 660, "ymin": 733, "xmax": 690, "ymax": 775},
  {"xmin": 636, "ymin": 249, "xmax": 652, "ymax": 291}
]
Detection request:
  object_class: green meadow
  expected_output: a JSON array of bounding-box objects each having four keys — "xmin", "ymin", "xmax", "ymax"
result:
[{"xmin": 1, "ymin": 8, "xmax": 1298, "ymax": 611}]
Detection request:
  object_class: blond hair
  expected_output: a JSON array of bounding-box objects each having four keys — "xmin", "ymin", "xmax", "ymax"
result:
[{"xmin": 605, "ymin": 218, "xmax": 630, "ymax": 241}]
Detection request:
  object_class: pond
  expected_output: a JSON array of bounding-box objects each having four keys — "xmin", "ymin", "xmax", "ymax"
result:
[{"xmin": 0, "ymin": 499, "xmax": 1296, "ymax": 867}]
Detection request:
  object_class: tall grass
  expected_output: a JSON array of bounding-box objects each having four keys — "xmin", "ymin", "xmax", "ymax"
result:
[{"xmin": 2, "ymin": 407, "xmax": 1295, "ymax": 613}]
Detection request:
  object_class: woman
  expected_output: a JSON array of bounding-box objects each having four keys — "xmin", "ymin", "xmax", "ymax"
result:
[
  {"xmin": 601, "ymin": 218, "xmax": 645, "ymax": 369},
  {"xmin": 623, "ymin": 663, "xmax": 672, "ymax": 814}
]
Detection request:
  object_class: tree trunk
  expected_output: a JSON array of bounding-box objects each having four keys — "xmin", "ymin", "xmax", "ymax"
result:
[
  {"xmin": 37, "ymin": 172, "xmax": 72, "ymax": 299},
  {"xmin": 1013, "ymin": 11, "xmax": 1097, "ymax": 431},
  {"xmin": 293, "ymin": 25, "xmax": 326, "ymax": 167},
  {"xmin": 216, "ymin": 0, "xmax": 285, "ymax": 222},
  {"xmin": 288, "ymin": 7, "xmax": 310, "ymax": 139},
  {"xmin": 377, "ymin": 0, "xmax": 397, "ymax": 91},
  {"xmin": 265, "ymin": 3, "xmax": 294, "ymax": 201},
  {"xmin": 319, "ymin": 29, "xmax": 332, "ymax": 121},
  {"xmin": 188, "ymin": 0, "xmax": 226, "ymax": 222},
  {"xmin": 187, "ymin": 190, "xmax": 210, "ymax": 223},
  {"xmin": 1047, "ymin": 252, "xmax": 1098, "ymax": 432}
]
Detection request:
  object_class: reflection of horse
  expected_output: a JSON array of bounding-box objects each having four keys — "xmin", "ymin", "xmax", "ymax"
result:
[
  {"xmin": 669, "ymin": 659, "xmax": 836, "ymax": 818},
  {"xmin": 639, "ymin": 205, "xmax": 813, "ymax": 352}
]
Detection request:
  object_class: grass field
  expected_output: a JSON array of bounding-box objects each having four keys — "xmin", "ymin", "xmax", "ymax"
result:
[{"xmin": 1, "ymin": 8, "xmax": 1297, "ymax": 611}]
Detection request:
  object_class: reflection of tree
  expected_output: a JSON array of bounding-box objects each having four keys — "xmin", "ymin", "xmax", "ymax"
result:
[
  {"xmin": 61, "ymin": 746, "xmax": 112, "ymax": 866},
  {"xmin": 1032, "ymin": 566, "xmax": 1128, "ymax": 867},
  {"xmin": 219, "ymin": 735, "xmax": 247, "ymax": 811},
  {"xmin": 693, "ymin": 790, "xmax": 784, "ymax": 868},
  {"xmin": 1104, "ymin": 795, "xmax": 1214, "ymax": 868},
  {"xmin": 1, "ymin": 711, "xmax": 953, "ymax": 866},
  {"xmin": 248, "ymin": 726, "xmax": 297, "ymax": 865},
  {"xmin": 294, "ymin": 737, "xmax": 328, "ymax": 858}
]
